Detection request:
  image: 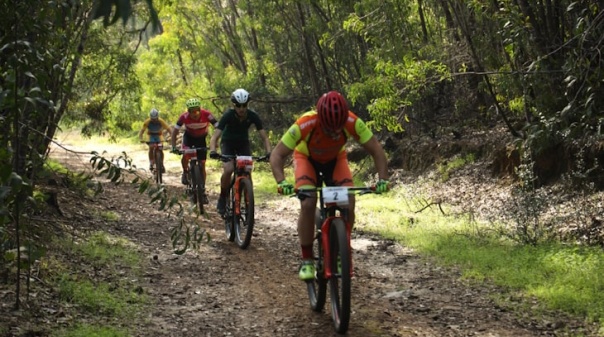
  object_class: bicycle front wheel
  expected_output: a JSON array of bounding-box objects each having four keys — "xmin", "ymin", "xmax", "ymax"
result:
[
  {"xmin": 328, "ymin": 218, "xmax": 351, "ymax": 334},
  {"xmin": 154, "ymin": 148, "xmax": 163, "ymax": 184},
  {"xmin": 224, "ymin": 186, "xmax": 235, "ymax": 242},
  {"xmin": 234, "ymin": 177, "xmax": 254, "ymax": 249},
  {"xmin": 191, "ymin": 164, "xmax": 205, "ymax": 214},
  {"xmin": 307, "ymin": 208, "xmax": 327, "ymax": 312}
]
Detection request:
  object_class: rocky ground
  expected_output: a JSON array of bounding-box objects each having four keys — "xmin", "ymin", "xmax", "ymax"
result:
[{"xmin": 1, "ymin": 132, "xmax": 600, "ymax": 337}]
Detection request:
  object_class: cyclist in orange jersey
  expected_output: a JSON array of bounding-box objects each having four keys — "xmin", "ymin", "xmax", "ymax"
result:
[{"xmin": 270, "ymin": 90, "xmax": 390, "ymax": 281}]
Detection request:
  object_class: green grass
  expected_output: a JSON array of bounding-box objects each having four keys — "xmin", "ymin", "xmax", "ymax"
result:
[
  {"xmin": 353, "ymin": 186, "xmax": 604, "ymax": 330},
  {"xmin": 437, "ymin": 153, "xmax": 475, "ymax": 182},
  {"xmin": 57, "ymin": 276, "xmax": 145, "ymax": 317},
  {"xmin": 43, "ymin": 159, "xmax": 100, "ymax": 197},
  {"xmin": 70, "ymin": 231, "xmax": 141, "ymax": 268},
  {"xmin": 49, "ymin": 231, "xmax": 147, "ymax": 335}
]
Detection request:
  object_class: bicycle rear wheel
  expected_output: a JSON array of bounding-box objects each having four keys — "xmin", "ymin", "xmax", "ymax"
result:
[
  {"xmin": 234, "ymin": 177, "xmax": 254, "ymax": 249},
  {"xmin": 328, "ymin": 218, "xmax": 351, "ymax": 334},
  {"xmin": 154, "ymin": 148, "xmax": 163, "ymax": 184},
  {"xmin": 306, "ymin": 208, "xmax": 327, "ymax": 312}
]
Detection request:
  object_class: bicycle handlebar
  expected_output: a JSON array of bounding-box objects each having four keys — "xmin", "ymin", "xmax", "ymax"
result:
[
  {"xmin": 175, "ymin": 147, "xmax": 207, "ymax": 156},
  {"xmin": 285, "ymin": 186, "xmax": 377, "ymax": 199},
  {"xmin": 213, "ymin": 153, "xmax": 270, "ymax": 162},
  {"xmin": 294, "ymin": 186, "xmax": 377, "ymax": 195}
]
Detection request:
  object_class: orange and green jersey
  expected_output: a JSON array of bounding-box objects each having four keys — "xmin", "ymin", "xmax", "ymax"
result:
[{"xmin": 280, "ymin": 111, "xmax": 373, "ymax": 163}]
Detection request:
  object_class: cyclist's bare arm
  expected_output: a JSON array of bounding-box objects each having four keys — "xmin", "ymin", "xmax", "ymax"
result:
[
  {"xmin": 269, "ymin": 141, "xmax": 293, "ymax": 183},
  {"xmin": 170, "ymin": 126, "xmax": 180, "ymax": 148},
  {"xmin": 138, "ymin": 128, "xmax": 145, "ymax": 142},
  {"xmin": 258, "ymin": 129, "xmax": 272, "ymax": 153},
  {"xmin": 361, "ymin": 136, "xmax": 389, "ymax": 180},
  {"xmin": 209, "ymin": 129, "xmax": 223, "ymax": 152}
]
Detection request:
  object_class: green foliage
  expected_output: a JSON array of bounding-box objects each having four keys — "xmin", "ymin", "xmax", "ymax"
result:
[
  {"xmin": 437, "ymin": 153, "xmax": 476, "ymax": 182},
  {"xmin": 348, "ymin": 57, "xmax": 451, "ymax": 132},
  {"xmin": 502, "ymin": 150, "xmax": 555, "ymax": 245},
  {"xmin": 92, "ymin": 0, "xmax": 161, "ymax": 35}
]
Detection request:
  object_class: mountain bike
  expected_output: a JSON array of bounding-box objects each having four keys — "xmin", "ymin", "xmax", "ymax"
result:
[
  {"xmin": 215, "ymin": 153, "xmax": 269, "ymax": 249},
  {"xmin": 296, "ymin": 185, "xmax": 377, "ymax": 334},
  {"xmin": 177, "ymin": 147, "xmax": 209, "ymax": 214},
  {"xmin": 143, "ymin": 141, "xmax": 165, "ymax": 184}
]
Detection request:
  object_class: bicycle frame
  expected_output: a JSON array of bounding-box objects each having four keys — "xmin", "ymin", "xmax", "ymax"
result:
[
  {"xmin": 148, "ymin": 142, "xmax": 164, "ymax": 183},
  {"xmin": 181, "ymin": 147, "xmax": 205, "ymax": 167},
  {"xmin": 302, "ymin": 186, "xmax": 369, "ymax": 278},
  {"xmin": 216, "ymin": 154, "xmax": 268, "ymax": 249},
  {"xmin": 232, "ymin": 155, "xmax": 253, "ymax": 216},
  {"xmin": 179, "ymin": 147, "xmax": 208, "ymax": 212},
  {"xmin": 297, "ymin": 185, "xmax": 374, "ymax": 334},
  {"xmin": 221, "ymin": 155, "xmax": 264, "ymax": 215}
]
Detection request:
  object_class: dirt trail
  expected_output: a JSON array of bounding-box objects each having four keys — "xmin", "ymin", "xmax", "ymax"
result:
[{"xmin": 45, "ymin": 134, "xmax": 595, "ymax": 337}]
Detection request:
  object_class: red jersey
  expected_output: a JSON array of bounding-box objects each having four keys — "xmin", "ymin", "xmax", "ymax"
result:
[{"xmin": 174, "ymin": 109, "xmax": 216, "ymax": 138}]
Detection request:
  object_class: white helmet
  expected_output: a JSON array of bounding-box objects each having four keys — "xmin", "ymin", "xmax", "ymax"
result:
[
  {"xmin": 230, "ymin": 88, "xmax": 250, "ymax": 104},
  {"xmin": 150, "ymin": 108, "xmax": 159, "ymax": 119}
]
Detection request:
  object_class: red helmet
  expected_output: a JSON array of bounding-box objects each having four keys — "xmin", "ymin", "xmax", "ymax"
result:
[{"xmin": 316, "ymin": 91, "xmax": 349, "ymax": 131}]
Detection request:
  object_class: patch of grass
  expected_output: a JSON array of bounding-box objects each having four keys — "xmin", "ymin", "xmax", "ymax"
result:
[
  {"xmin": 43, "ymin": 159, "xmax": 100, "ymax": 197},
  {"xmin": 437, "ymin": 153, "xmax": 475, "ymax": 182},
  {"xmin": 51, "ymin": 324, "xmax": 130, "ymax": 337},
  {"xmin": 355, "ymin": 185, "xmax": 604, "ymax": 327},
  {"xmin": 97, "ymin": 210, "xmax": 120, "ymax": 221},
  {"xmin": 44, "ymin": 159, "xmax": 71, "ymax": 175},
  {"xmin": 49, "ymin": 230, "xmax": 147, "ymax": 335},
  {"xmin": 70, "ymin": 231, "xmax": 140, "ymax": 268},
  {"xmin": 57, "ymin": 276, "xmax": 145, "ymax": 317}
]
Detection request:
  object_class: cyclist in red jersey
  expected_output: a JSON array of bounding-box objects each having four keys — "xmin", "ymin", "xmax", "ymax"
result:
[
  {"xmin": 270, "ymin": 91, "xmax": 390, "ymax": 281},
  {"xmin": 170, "ymin": 98, "xmax": 218, "ymax": 198}
]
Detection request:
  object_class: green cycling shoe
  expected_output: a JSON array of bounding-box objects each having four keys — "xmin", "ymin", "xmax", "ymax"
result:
[{"xmin": 298, "ymin": 260, "xmax": 316, "ymax": 281}]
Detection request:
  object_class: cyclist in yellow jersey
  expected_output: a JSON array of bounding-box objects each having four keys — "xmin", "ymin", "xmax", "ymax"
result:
[
  {"xmin": 138, "ymin": 108, "xmax": 172, "ymax": 172},
  {"xmin": 270, "ymin": 91, "xmax": 390, "ymax": 281}
]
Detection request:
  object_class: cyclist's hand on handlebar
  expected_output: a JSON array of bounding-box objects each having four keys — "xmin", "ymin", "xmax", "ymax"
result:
[
  {"xmin": 277, "ymin": 180, "xmax": 294, "ymax": 195},
  {"xmin": 375, "ymin": 179, "xmax": 390, "ymax": 193},
  {"xmin": 209, "ymin": 151, "xmax": 220, "ymax": 159}
]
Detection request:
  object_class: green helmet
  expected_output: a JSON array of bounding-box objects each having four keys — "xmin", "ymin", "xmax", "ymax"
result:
[{"xmin": 186, "ymin": 98, "xmax": 201, "ymax": 109}]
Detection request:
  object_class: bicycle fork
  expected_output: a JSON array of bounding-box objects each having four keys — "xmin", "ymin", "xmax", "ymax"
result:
[
  {"xmin": 321, "ymin": 218, "xmax": 354, "ymax": 278},
  {"xmin": 232, "ymin": 175, "xmax": 250, "ymax": 216}
]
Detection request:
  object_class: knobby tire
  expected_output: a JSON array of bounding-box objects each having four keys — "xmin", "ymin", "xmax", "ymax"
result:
[
  {"xmin": 154, "ymin": 148, "xmax": 163, "ymax": 184},
  {"xmin": 234, "ymin": 177, "xmax": 254, "ymax": 249},
  {"xmin": 224, "ymin": 184, "xmax": 235, "ymax": 242},
  {"xmin": 307, "ymin": 208, "xmax": 327, "ymax": 312},
  {"xmin": 191, "ymin": 164, "xmax": 205, "ymax": 214},
  {"xmin": 329, "ymin": 218, "xmax": 351, "ymax": 334}
]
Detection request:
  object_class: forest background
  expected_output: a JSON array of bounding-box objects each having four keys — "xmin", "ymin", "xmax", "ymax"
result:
[
  {"xmin": 2, "ymin": 0, "xmax": 604, "ymax": 334},
  {"xmin": 4, "ymin": 0, "xmax": 604, "ymax": 185}
]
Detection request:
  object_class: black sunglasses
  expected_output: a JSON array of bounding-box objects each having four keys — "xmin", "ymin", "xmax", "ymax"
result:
[{"xmin": 234, "ymin": 103, "xmax": 247, "ymax": 108}]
